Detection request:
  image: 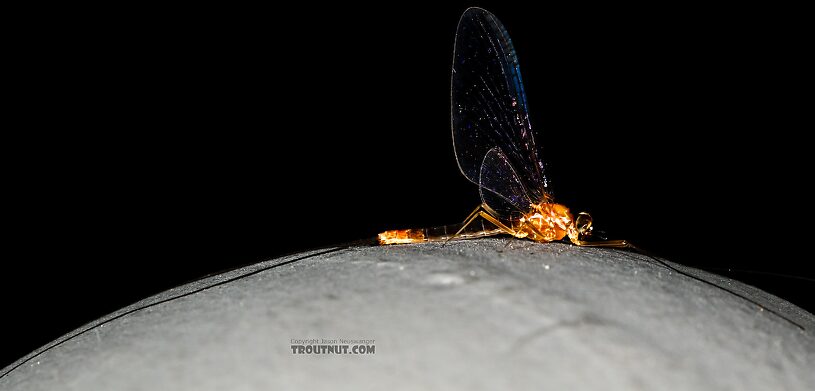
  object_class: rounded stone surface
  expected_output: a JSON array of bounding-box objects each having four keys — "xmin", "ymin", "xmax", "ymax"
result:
[{"xmin": 2, "ymin": 239, "xmax": 814, "ymax": 390}]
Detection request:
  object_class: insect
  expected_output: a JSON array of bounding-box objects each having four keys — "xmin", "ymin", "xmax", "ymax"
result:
[
  {"xmin": 376, "ymin": 8, "xmax": 806, "ymax": 331},
  {"xmin": 378, "ymin": 7, "xmax": 625, "ymax": 248}
]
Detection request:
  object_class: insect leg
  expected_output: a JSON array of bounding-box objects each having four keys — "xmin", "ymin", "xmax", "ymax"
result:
[
  {"xmin": 475, "ymin": 209, "xmax": 518, "ymax": 236},
  {"xmin": 572, "ymin": 239, "xmax": 631, "ymax": 248},
  {"xmin": 447, "ymin": 204, "xmax": 518, "ymax": 242}
]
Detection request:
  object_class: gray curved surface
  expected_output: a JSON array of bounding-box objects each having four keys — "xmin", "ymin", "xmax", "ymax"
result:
[{"xmin": 2, "ymin": 239, "xmax": 814, "ymax": 390}]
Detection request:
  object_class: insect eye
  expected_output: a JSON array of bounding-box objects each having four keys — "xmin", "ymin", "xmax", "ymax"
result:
[{"xmin": 575, "ymin": 212, "xmax": 594, "ymax": 237}]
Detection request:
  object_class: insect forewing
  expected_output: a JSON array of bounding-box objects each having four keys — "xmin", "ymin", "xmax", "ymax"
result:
[{"xmin": 451, "ymin": 7, "xmax": 550, "ymax": 207}]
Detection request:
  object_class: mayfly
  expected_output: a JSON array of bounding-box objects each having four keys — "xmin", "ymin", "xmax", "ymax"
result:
[
  {"xmin": 378, "ymin": 7, "xmax": 625, "ymax": 248},
  {"xmin": 377, "ymin": 7, "xmax": 805, "ymax": 331}
]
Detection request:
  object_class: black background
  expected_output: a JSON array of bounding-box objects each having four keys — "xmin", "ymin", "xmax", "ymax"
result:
[{"xmin": 3, "ymin": 2, "xmax": 811, "ymax": 368}]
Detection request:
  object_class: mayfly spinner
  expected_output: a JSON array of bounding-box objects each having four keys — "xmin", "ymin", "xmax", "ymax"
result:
[
  {"xmin": 376, "ymin": 8, "xmax": 805, "ymax": 331},
  {"xmin": 379, "ymin": 8, "xmax": 626, "ymax": 248}
]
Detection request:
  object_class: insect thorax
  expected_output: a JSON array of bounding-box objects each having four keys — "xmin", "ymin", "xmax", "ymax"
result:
[{"xmin": 519, "ymin": 203, "xmax": 574, "ymax": 242}]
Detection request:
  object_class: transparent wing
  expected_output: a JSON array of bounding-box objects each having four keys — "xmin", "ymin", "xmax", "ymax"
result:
[
  {"xmin": 452, "ymin": 7, "xmax": 550, "ymax": 205},
  {"xmin": 479, "ymin": 148, "xmax": 532, "ymax": 217}
]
